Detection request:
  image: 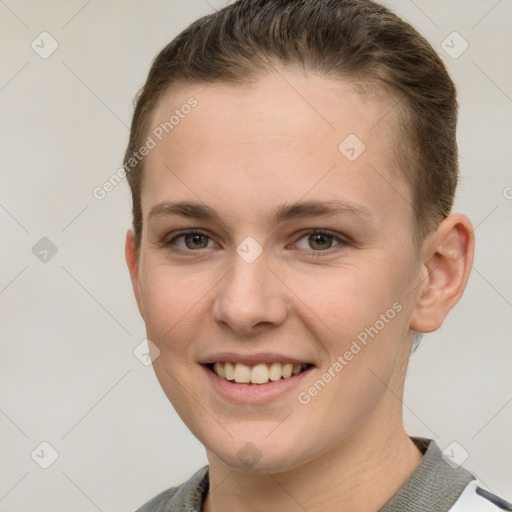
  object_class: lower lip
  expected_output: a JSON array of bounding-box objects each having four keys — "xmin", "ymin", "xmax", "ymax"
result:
[{"xmin": 202, "ymin": 365, "xmax": 314, "ymax": 404}]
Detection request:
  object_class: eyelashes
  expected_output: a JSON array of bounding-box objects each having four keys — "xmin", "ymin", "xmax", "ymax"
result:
[
  {"xmin": 294, "ymin": 230, "xmax": 344, "ymax": 253},
  {"xmin": 166, "ymin": 230, "xmax": 215, "ymax": 251},
  {"xmin": 162, "ymin": 228, "xmax": 350, "ymax": 257}
]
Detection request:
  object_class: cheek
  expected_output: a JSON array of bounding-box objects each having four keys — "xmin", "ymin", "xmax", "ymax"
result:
[
  {"xmin": 293, "ymin": 267, "xmax": 410, "ymax": 431},
  {"xmin": 295, "ymin": 257, "xmax": 413, "ymax": 382},
  {"xmin": 139, "ymin": 239, "xmax": 416, "ymax": 355},
  {"xmin": 139, "ymin": 262, "xmax": 207, "ymax": 355},
  {"xmin": 289, "ymin": 259, "xmax": 409, "ymax": 331}
]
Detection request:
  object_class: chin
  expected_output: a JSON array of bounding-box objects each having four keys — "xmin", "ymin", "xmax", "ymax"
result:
[{"xmin": 204, "ymin": 428, "xmax": 316, "ymax": 474}]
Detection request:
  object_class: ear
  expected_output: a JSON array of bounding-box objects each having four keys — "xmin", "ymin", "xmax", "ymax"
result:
[
  {"xmin": 125, "ymin": 229, "xmax": 145, "ymax": 320},
  {"xmin": 410, "ymin": 214, "xmax": 474, "ymax": 333}
]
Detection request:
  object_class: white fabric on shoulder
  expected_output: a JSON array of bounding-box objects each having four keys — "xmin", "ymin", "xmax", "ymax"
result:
[{"xmin": 449, "ymin": 481, "xmax": 512, "ymax": 511}]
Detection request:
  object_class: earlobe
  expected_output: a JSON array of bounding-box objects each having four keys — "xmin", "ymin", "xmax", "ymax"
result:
[
  {"xmin": 410, "ymin": 214, "xmax": 474, "ymax": 333},
  {"xmin": 125, "ymin": 229, "xmax": 145, "ymax": 319}
]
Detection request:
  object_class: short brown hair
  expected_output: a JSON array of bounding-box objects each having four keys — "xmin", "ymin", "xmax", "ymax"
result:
[{"xmin": 124, "ymin": 0, "xmax": 458, "ymax": 252}]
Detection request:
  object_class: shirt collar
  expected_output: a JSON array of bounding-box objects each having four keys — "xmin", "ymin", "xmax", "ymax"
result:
[
  {"xmin": 378, "ymin": 437, "xmax": 475, "ymax": 512},
  {"xmin": 156, "ymin": 437, "xmax": 474, "ymax": 512}
]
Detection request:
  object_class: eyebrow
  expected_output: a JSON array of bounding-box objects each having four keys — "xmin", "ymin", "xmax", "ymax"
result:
[{"xmin": 148, "ymin": 199, "xmax": 373, "ymax": 225}]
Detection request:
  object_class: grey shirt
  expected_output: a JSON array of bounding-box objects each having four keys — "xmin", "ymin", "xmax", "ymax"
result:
[{"xmin": 134, "ymin": 437, "xmax": 508, "ymax": 511}]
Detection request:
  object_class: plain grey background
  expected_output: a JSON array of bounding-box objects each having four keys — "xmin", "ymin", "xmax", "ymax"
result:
[{"xmin": 1, "ymin": 1, "xmax": 511, "ymax": 510}]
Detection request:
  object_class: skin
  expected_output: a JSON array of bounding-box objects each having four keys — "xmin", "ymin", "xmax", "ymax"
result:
[{"xmin": 125, "ymin": 68, "xmax": 474, "ymax": 512}]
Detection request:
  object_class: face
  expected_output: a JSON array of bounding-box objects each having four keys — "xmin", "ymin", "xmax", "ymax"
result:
[{"xmin": 126, "ymin": 69, "xmax": 424, "ymax": 473}]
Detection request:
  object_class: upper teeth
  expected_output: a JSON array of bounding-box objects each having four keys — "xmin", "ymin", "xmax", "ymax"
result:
[{"xmin": 212, "ymin": 362, "xmax": 307, "ymax": 384}]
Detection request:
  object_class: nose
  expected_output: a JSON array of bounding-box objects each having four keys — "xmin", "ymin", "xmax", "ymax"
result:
[{"xmin": 211, "ymin": 250, "xmax": 289, "ymax": 335}]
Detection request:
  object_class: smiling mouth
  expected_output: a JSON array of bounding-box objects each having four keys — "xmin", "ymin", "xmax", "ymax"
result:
[{"xmin": 205, "ymin": 361, "xmax": 312, "ymax": 385}]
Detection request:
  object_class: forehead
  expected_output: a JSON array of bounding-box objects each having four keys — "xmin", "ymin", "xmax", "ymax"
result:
[
  {"xmin": 142, "ymin": 69, "xmax": 410, "ymax": 225},
  {"xmin": 149, "ymin": 70, "xmax": 398, "ymax": 155}
]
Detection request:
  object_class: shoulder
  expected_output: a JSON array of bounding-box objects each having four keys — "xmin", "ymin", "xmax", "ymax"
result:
[
  {"xmin": 380, "ymin": 438, "xmax": 511, "ymax": 512},
  {"xmin": 134, "ymin": 486, "xmax": 179, "ymax": 512},
  {"xmin": 449, "ymin": 480, "xmax": 512, "ymax": 511},
  {"xmin": 134, "ymin": 465, "xmax": 209, "ymax": 512}
]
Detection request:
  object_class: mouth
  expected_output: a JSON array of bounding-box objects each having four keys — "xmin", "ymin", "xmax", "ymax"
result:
[{"xmin": 204, "ymin": 361, "xmax": 313, "ymax": 385}]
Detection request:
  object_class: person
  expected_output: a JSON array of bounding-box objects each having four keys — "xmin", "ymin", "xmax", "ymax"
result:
[{"xmin": 123, "ymin": 0, "xmax": 511, "ymax": 510}]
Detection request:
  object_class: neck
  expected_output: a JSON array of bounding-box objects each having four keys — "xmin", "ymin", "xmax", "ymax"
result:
[{"xmin": 204, "ymin": 421, "xmax": 423, "ymax": 512}]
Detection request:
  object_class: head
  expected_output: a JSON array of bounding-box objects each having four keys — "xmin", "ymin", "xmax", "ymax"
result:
[{"xmin": 124, "ymin": 0, "xmax": 473, "ymax": 473}]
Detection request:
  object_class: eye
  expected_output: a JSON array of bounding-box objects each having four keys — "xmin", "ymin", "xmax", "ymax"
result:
[
  {"xmin": 163, "ymin": 228, "xmax": 349, "ymax": 256},
  {"xmin": 165, "ymin": 230, "xmax": 216, "ymax": 252},
  {"xmin": 294, "ymin": 229, "xmax": 347, "ymax": 254}
]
